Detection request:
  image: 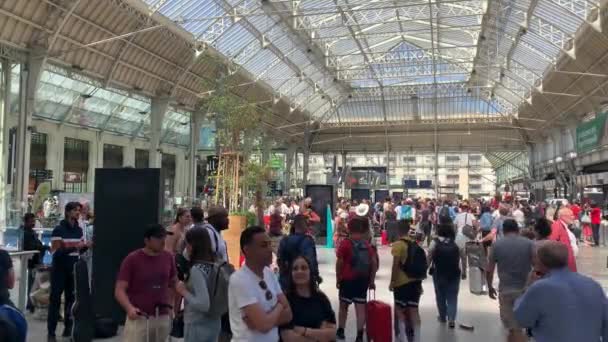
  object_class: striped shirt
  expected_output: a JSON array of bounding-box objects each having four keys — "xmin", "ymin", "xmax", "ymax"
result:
[{"xmin": 51, "ymin": 220, "xmax": 84, "ymax": 261}]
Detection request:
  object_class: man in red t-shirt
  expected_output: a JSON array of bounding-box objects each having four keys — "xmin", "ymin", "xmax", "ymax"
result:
[
  {"xmin": 336, "ymin": 217, "xmax": 378, "ymax": 341},
  {"xmin": 590, "ymin": 201, "xmax": 602, "ymax": 246},
  {"xmin": 115, "ymin": 224, "xmax": 177, "ymax": 342},
  {"xmin": 570, "ymin": 201, "xmax": 581, "ymax": 220}
]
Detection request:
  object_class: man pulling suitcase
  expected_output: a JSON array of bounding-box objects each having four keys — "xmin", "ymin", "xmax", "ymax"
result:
[{"xmin": 115, "ymin": 225, "xmax": 177, "ymax": 342}]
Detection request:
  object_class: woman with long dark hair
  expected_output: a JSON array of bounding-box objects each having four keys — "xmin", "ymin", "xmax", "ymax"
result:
[
  {"xmin": 165, "ymin": 208, "xmax": 192, "ymax": 255},
  {"xmin": 280, "ymin": 255, "xmax": 336, "ymax": 341},
  {"xmin": 174, "ymin": 228, "xmax": 219, "ymax": 342},
  {"xmin": 427, "ymin": 223, "xmax": 466, "ymax": 328}
]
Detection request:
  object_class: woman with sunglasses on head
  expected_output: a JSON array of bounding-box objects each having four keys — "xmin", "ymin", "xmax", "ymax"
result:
[
  {"xmin": 174, "ymin": 228, "xmax": 220, "ymax": 342},
  {"xmin": 280, "ymin": 255, "xmax": 336, "ymax": 342},
  {"xmin": 165, "ymin": 208, "xmax": 192, "ymax": 255}
]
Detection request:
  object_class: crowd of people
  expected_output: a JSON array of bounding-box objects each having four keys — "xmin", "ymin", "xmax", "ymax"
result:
[{"xmin": 0, "ymin": 194, "xmax": 608, "ymax": 342}]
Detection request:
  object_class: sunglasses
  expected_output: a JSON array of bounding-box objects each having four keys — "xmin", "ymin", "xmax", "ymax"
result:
[{"xmin": 259, "ymin": 280, "xmax": 273, "ymax": 301}]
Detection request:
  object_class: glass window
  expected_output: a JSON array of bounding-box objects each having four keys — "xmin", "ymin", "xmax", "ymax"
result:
[
  {"xmin": 162, "ymin": 153, "xmax": 176, "ymax": 197},
  {"xmin": 29, "ymin": 132, "xmax": 48, "ymax": 193},
  {"xmin": 30, "ymin": 132, "xmax": 47, "ymax": 170},
  {"xmin": 103, "ymin": 144, "xmax": 123, "ymax": 168},
  {"xmin": 446, "ymin": 156, "xmax": 460, "ymax": 162},
  {"xmin": 64, "ymin": 137, "xmax": 89, "ymax": 192},
  {"xmin": 135, "ymin": 149, "xmax": 149, "ymax": 168}
]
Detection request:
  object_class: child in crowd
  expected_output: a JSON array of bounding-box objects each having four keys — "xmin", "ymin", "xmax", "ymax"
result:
[
  {"xmin": 335, "ymin": 217, "xmax": 378, "ymax": 342},
  {"xmin": 390, "ymin": 220, "xmax": 425, "ymax": 342}
]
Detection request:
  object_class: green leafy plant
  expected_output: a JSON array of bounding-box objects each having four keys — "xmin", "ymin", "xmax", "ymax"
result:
[{"xmin": 201, "ymin": 64, "xmax": 271, "ymax": 213}]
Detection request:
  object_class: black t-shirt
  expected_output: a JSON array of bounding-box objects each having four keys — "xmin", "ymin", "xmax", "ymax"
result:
[
  {"xmin": 0, "ymin": 249, "xmax": 13, "ymax": 305},
  {"xmin": 281, "ymin": 291, "xmax": 336, "ymax": 330}
]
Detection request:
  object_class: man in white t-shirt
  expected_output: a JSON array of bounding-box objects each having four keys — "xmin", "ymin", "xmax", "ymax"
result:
[
  {"xmin": 229, "ymin": 226, "xmax": 292, "ymax": 341},
  {"xmin": 512, "ymin": 205, "xmax": 525, "ymax": 228}
]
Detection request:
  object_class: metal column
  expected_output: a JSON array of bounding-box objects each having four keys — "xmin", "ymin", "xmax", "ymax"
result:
[
  {"xmin": 341, "ymin": 151, "xmax": 347, "ymax": 198},
  {"xmin": 284, "ymin": 144, "xmax": 296, "ymax": 195},
  {"xmin": 386, "ymin": 150, "xmax": 390, "ymax": 188},
  {"xmin": 0, "ymin": 60, "xmax": 10, "ymax": 242},
  {"xmin": 188, "ymin": 111, "xmax": 202, "ymax": 202},
  {"xmin": 149, "ymin": 97, "xmax": 169, "ymax": 168},
  {"xmin": 14, "ymin": 54, "xmax": 44, "ymax": 209},
  {"xmin": 302, "ymin": 124, "xmax": 310, "ymax": 190}
]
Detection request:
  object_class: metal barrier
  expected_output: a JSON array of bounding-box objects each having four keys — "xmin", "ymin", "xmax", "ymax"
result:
[{"xmin": 8, "ymin": 250, "xmax": 39, "ymax": 312}]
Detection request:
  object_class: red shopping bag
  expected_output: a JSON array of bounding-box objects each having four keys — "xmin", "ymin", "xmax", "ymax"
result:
[{"xmin": 366, "ymin": 291, "xmax": 392, "ymax": 342}]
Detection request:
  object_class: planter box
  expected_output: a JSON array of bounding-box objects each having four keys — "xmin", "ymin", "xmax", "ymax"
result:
[{"xmin": 226, "ymin": 215, "xmax": 247, "ymax": 268}]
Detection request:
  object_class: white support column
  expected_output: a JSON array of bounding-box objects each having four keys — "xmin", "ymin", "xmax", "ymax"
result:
[
  {"xmin": 284, "ymin": 144, "xmax": 296, "ymax": 195},
  {"xmin": 188, "ymin": 112, "xmax": 202, "ymax": 202},
  {"xmin": 47, "ymin": 128, "xmax": 65, "ymax": 191},
  {"xmin": 174, "ymin": 151, "xmax": 188, "ymax": 199},
  {"xmin": 149, "ymin": 97, "xmax": 169, "ymax": 168},
  {"xmin": 88, "ymin": 132, "xmax": 103, "ymax": 191},
  {"xmin": 302, "ymin": 124, "xmax": 310, "ymax": 189},
  {"xmin": 341, "ymin": 151, "xmax": 347, "ymax": 197},
  {"xmin": 14, "ymin": 53, "xmax": 45, "ymax": 208},
  {"xmin": 386, "ymin": 150, "xmax": 390, "ymax": 187},
  {"xmin": 123, "ymin": 144, "xmax": 135, "ymax": 167},
  {"xmin": 0, "ymin": 60, "xmax": 10, "ymax": 239}
]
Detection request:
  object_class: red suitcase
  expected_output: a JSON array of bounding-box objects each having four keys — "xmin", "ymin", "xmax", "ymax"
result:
[
  {"xmin": 381, "ymin": 230, "xmax": 389, "ymax": 245},
  {"xmin": 366, "ymin": 291, "xmax": 392, "ymax": 342}
]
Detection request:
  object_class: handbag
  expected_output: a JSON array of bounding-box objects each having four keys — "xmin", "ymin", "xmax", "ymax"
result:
[
  {"xmin": 462, "ymin": 213, "xmax": 477, "ymax": 240},
  {"xmin": 581, "ymin": 213, "xmax": 591, "ymax": 224},
  {"xmin": 170, "ymin": 310, "xmax": 184, "ymax": 338}
]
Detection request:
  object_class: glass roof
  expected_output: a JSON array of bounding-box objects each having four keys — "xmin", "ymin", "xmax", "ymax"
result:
[
  {"xmin": 18, "ymin": 67, "xmax": 215, "ymax": 149},
  {"xmin": 141, "ymin": 0, "xmax": 597, "ymax": 123}
]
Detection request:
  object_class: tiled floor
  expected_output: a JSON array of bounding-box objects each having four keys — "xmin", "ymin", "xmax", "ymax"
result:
[{"xmin": 22, "ymin": 243, "xmax": 608, "ymax": 341}]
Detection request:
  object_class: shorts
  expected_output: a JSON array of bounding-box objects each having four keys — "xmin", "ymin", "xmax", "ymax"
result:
[
  {"xmin": 339, "ymin": 277, "xmax": 369, "ymax": 304},
  {"xmin": 393, "ymin": 281, "xmax": 423, "ymax": 308},
  {"xmin": 499, "ymin": 291, "xmax": 524, "ymax": 330},
  {"xmin": 481, "ymin": 230, "xmax": 493, "ymax": 247}
]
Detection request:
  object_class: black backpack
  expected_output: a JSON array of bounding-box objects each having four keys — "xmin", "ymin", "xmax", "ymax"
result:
[
  {"xmin": 350, "ymin": 239, "xmax": 372, "ymax": 276},
  {"xmin": 432, "ymin": 238, "xmax": 461, "ymax": 280},
  {"xmin": 438, "ymin": 206, "xmax": 451, "ymax": 224},
  {"xmin": 400, "ymin": 239, "xmax": 428, "ymax": 279}
]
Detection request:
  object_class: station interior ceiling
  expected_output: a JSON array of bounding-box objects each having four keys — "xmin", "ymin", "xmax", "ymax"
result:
[{"xmin": 0, "ymin": 0, "xmax": 606, "ymax": 161}]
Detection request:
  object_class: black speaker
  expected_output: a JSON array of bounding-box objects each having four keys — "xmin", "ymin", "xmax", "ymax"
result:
[
  {"xmin": 92, "ymin": 168, "xmax": 164, "ymax": 322},
  {"xmin": 351, "ymin": 189, "xmax": 370, "ymax": 202},
  {"xmin": 305, "ymin": 185, "xmax": 335, "ymax": 238},
  {"xmin": 374, "ymin": 190, "xmax": 389, "ymax": 203}
]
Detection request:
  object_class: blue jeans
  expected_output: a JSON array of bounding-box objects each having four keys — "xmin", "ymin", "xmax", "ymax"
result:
[
  {"xmin": 185, "ymin": 319, "xmax": 221, "ymax": 342},
  {"xmin": 433, "ymin": 274, "xmax": 460, "ymax": 321}
]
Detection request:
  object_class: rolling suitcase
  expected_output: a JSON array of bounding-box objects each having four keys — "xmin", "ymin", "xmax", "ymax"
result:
[
  {"xmin": 142, "ymin": 304, "xmax": 174, "ymax": 342},
  {"xmin": 469, "ymin": 267, "xmax": 486, "ymax": 295},
  {"xmin": 381, "ymin": 230, "xmax": 389, "ymax": 245},
  {"xmin": 366, "ymin": 291, "xmax": 392, "ymax": 342}
]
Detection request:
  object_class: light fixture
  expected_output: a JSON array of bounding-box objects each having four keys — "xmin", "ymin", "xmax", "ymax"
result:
[{"xmin": 261, "ymin": 35, "xmax": 270, "ymax": 49}]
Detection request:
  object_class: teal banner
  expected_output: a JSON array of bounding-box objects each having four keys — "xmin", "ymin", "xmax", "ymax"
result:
[{"xmin": 577, "ymin": 112, "xmax": 608, "ymax": 153}]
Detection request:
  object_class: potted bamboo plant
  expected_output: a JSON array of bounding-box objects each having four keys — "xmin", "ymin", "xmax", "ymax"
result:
[{"xmin": 203, "ymin": 69, "xmax": 270, "ymax": 265}]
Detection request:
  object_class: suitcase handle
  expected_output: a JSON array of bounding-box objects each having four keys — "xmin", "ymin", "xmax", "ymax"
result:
[{"xmin": 368, "ymin": 290, "xmax": 376, "ymax": 301}]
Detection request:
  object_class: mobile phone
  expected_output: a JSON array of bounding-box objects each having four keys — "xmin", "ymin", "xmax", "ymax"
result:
[{"xmin": 459, "ymin": 323, "xmax": 474, "ymax": 330}]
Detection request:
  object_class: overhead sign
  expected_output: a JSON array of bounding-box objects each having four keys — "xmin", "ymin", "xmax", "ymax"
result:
[
  {"xmin": 269, "ymin": 157, "xmax": 284, "ymax": 170},
  {"xmin": 577, "ymin": 112, "xmax": 608, "ymax": 153}
]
